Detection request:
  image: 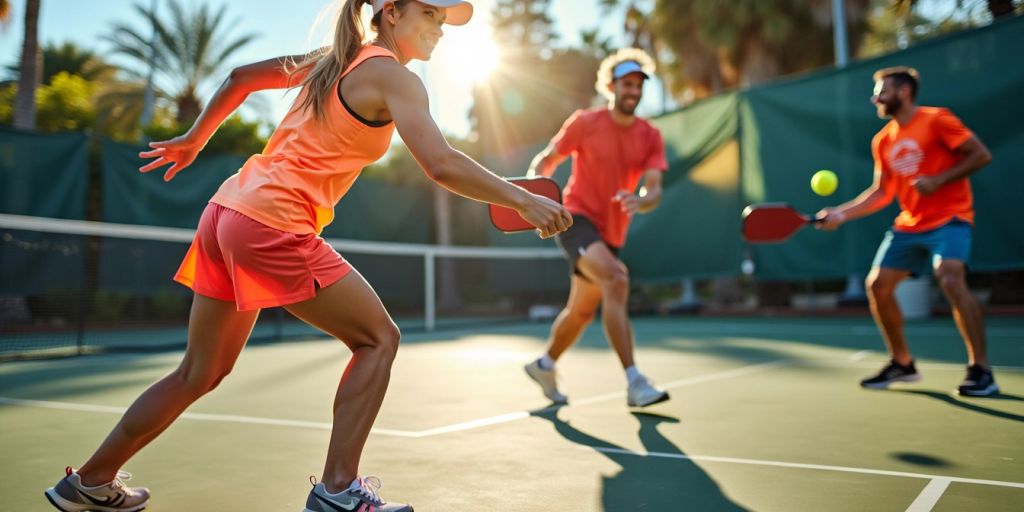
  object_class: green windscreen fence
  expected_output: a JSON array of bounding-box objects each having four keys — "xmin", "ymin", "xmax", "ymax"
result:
[
  {"xmin": 737, "ymin": 15, "xmax": 1024, "ymax": 278},
  {"xmin": 0, "ymin": 128, "xmax": 88, "ymax": 220},
  {"xmin": 101, "ymin": 138, "xmax": 434, "ymax": 242},
  {"xmin": 622, "ymin": 93, "xmax": 742, "ymax": 281},
  {"xmin": 623, "ymin": 15, "xmax": 1024, "ymax": 279},
  {"xmin": 2, "ymin": 16, "xmax": 1023, "ymax": 285},
  {"xmin": 101, "ymin": 138, "xmax": 246, "ymax": 228}
]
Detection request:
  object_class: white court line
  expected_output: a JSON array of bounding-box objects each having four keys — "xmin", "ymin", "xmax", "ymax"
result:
[
  {"xmin": 906, "ymin": 478, "xmax": 952, "ymax": 512},
  {"xmin": 585, "ymin": 447, "xmax": 1024, "ymax": 490},
  {"xmin": 0, "ymin": 360, "xmax": 784, "ymax": 438},
  {"xmin": 412, "ymin": 411, "xmax": 531, "ymax": 437},
  {"xmin": 570, "ymin": 360, "xmax": 785, "ymax": 407},
  {"xmin": 848, "ymin": 350, "xmax": 872, "ymax": 361},
  {"xmin": 811, "ymin": 360, "xmax": 1024, "ymax": 372},
  {"xmin": 0, "ymin": 397, "xmax": 418, "ymax": 438},
  {"xmin": 643, "ymin": 323, "xmax": 1022, "ymax": 338}
]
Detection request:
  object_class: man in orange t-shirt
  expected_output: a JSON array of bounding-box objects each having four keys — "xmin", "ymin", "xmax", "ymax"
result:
[
  {"xmin": 522, "ymin": 48, "xmax": 670, "ymax": 408},
  {"xmin": 818, "ymin": 66, "xmax": 997, "ymax": 396}
]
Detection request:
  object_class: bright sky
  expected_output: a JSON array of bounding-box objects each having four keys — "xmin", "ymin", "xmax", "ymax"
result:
[{"xmin": 0, "ymin": 0, "xmax": 670, "ymax": 138}]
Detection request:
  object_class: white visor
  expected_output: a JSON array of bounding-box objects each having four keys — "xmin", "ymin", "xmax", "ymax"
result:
[{"xmin": 373, "ymin": 0, "xmax": 474, "ymax": 26}]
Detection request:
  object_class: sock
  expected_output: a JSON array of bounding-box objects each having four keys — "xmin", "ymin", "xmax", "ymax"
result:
[
  {"xmin": 538, "ymin": 354, "xmax": 555, "ymax": 370},
  {"xmin": 625, "ymin": 365, "xmax": 641, "ymax": 383},
  {"xmin": 346, "ymin": 478, "xmax": 362, "ymax": 491}
]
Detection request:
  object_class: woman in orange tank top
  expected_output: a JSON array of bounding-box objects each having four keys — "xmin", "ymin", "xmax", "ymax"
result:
[{"xmin": 44, "ymin": 2, "xmax": 572, "ymax": 512}]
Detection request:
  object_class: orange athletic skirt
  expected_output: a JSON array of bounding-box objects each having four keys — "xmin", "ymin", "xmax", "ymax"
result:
[{"xmin": 174, "ymin": 203, "xmax": 352, "ymax": 311}]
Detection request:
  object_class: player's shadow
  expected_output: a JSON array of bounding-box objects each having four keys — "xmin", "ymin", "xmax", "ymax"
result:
[
  {"xmin": 889, "ymin": 389, "xmax": 1024, "ymax": 423},
  {"xmin": 530, "ymin": 407, "xmax": 748, "ymax": 511}
]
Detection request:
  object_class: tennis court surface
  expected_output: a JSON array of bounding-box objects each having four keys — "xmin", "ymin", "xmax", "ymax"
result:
[{"xmin": 2, "ymin": 316, "xmax": 1022, "ymax": 511}]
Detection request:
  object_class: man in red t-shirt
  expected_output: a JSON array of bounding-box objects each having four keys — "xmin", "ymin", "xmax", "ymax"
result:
[
  {"xmin": 818, "ymin": 67, "xmax": 997, "ymax": 396},
  {"xmin": 523, "ymin": 48, "xmax": 670, "ymax": 407}
]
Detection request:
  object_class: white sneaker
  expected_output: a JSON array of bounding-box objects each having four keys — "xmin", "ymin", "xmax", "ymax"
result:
[
  {"xmin": 627, "ymin": 375, "xmax": 670, "ymax": 407},
  {"xmin": 45, "ymin": 467, "xmax": 150, "ymax": 512},
  {"xmin": 303, "ymin": 476, "xmax": 411, "ymax": 512},
  {"xmin": 524, "ymin": 359, "xmax": 568, "ymax": 404}
]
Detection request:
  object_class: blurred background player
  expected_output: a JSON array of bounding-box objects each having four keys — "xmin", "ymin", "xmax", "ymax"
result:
[
  {"xmin": 523, "ymin": 48, "xmax": 670, "ymax": 408},
  {"xmin": 817, "ymin": 66, "xmax": 997, "ymax": 397}
]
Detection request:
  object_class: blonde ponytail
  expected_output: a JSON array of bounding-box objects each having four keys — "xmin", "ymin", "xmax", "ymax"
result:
[{"xmin": 292, "ymin": 0, "xmax": 368, "ymax": 120}]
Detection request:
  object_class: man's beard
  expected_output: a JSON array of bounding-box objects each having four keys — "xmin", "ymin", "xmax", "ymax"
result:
[
  {"xmin": 615, "ymin": 96, "xmax": 640, "ymax": 115},
  {"xmin": 882, "ymin": 96, "xmax": 902, "ymax": 117}
]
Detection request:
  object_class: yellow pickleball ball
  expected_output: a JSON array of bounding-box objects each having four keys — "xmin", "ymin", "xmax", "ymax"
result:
[{"xmin": 811, "ymin": 170, "xmax": 838, "ymax": 196}]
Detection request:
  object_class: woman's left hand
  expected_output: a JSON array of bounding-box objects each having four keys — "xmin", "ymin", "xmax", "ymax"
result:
[{"xmin": 139, "ymin": 135, "xmax": 204, "ymax": 182}]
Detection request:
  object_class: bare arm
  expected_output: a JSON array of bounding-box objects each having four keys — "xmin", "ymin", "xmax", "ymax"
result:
[
  {"xmin": 178, "ymin": 55, "xmax": 311, "ymax": 147},
  {"xmin": 614, "ymin": 170, "xmax": 663, "ymax": 215},
  {"xmin": 911, "ymin": 136, "xmax": 992, "ymax": 195},
  {"xmin": 636, "ymin": 170, "xmax": 663, "ymax": 213},
  {"xmin": 381, "ymin": 64, "xmax": 571, "ymax": 238},
  {"xmin": 526, "ymin": 142, "xmax": 569, "ymax": 178},
  {"xmin": 139, "ymin": 52, "xmax": 314, "ymax": 180},
  {"xmin": 816, "ymin": 168, "xmax": 896, "ymax": 230}
]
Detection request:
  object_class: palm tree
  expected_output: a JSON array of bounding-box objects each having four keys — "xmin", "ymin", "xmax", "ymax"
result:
[
  {"xmin": 0, "ymin": 0, "xmax": 11, "ymax": 30},
  {"xmin": 893, "ymin": 0, "xmax": 1019, "ymax": 19},
  {"xmin": 13, "ymin": 0, "xmax": 41, "ymax": 130},
  {"xmin": 105, "ymin": 0, "xmax": 256, "ymax": 124},
  {"xmin": 609, "ymin": 0, "xmax": 871, "ymax": 102},
  {"xmin": 7, "ymin": 42, "xmax": 119, "ymax": 85}
]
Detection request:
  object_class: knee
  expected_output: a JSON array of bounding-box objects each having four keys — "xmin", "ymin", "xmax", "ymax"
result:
[
  {"xmin": 379, "ymin": 322, "xmax": 402, "ymax": 360},
  {"xmin": 174, "ymin": 363, "xmax": 232, "ymax": 397},
  {"xmin": 934, "ymin": 264, "xmax": 965, "ymax": 293},
  {"xmin": 600, "ymin": 271, "xmax": 630, "ymax": 299},
  {"xmin": 354, "ymin": 321, "xmax": 402, "ymax": 362},
  {"xmin": 566, "ymin": 306, "xmax": 597, "ymax": 325},
  {"xmin": 866, "ymin": 273, "xmax": 896, "ymax": 299}
]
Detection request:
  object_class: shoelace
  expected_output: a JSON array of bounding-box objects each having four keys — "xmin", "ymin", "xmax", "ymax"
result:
[
  {"xmin": 109, "ymin": 471, "xmax": 135, "ymax": 493},
  {"xmin": 354, "ymin": 476, "xmax": 384, "ymax": 505}
]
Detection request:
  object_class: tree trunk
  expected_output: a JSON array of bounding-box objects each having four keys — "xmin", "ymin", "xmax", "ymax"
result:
[
  {"xmin": 433, "ymin": 187, "xmax": 462, "ymax": 311},
  {"xmin": 740, "ymin": 36, "xmax": 782, "ymax": 87},
  {"xmin": 987, "ymin": 0, "xmax": 1015, "ymax": 18},
  {"xmin": 13, "ymin": 0, "xmax": 41, "ymax": 130},
  {"xmin": 176, "ymin": 94, "xmax": 202, "ymax": 125}
]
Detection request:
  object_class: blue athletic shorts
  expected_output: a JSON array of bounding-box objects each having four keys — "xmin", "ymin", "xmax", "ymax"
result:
[{"xmin": 872, "ymin": 219, "xmax": 972, "ymax": 275}]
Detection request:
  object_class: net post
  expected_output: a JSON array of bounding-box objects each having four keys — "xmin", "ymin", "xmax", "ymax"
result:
[
  {"xmin": 424, "ymin": 251, "xmax": 436, "ymax": 331},
  {"xmin": 75, "ymin": 285, "xmax": 86, "ymax": 356}
]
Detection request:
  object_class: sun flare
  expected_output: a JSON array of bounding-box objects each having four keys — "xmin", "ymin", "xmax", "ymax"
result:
[{"xmin": 435, "ymin": 23, "xmax": 501, "ymax": 84}]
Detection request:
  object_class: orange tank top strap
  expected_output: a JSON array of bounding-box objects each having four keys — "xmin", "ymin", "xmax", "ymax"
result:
[{"xmin": 342, "ymin": 45, "xmax": 398, "ymax": 78}]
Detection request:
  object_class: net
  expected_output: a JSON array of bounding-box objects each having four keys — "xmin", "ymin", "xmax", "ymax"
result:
[{"xmin": 0, "ymin": 214, "xmax": 565, "ymax": 359}]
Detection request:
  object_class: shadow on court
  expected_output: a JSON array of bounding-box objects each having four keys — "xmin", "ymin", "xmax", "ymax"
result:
[
  {"xmin": 890, "ymin": 451, "xmax": 954, "ymax": 467},
  {"xmin": 530, "ymin": 407, "xmax": 748, "ymax": 511},
  {"xmin": 889, "ymin": 389, "xmax": 1024, "ymax": 423}
]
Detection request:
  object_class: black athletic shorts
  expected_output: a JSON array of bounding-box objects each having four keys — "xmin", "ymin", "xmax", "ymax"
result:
[{"xmin": 555, "ymin": 215, "xmax": 620, "ymax": 280}]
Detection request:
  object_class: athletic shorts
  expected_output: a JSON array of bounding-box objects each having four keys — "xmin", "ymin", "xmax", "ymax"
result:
[
  {"xmin": 554, "ymin": 214, "xmax": 620, "ymax": 280},
  {"xmin": 872, "ymin": 219, "xmax": 972, "ymax": 275},
  {"xmin": 174, "ymin": 203, "xmax": 352, "ymax": 310}
]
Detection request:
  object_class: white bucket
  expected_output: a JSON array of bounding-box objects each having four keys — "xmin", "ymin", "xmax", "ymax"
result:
[{"xmin": 895, "ymin": 276, "xmax": 932, "ymax": 319}]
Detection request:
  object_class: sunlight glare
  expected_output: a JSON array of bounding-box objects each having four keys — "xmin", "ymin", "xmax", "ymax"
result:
[{"xmin": 435, "ymin": 23, "xmax": 501, "ymax": 84}]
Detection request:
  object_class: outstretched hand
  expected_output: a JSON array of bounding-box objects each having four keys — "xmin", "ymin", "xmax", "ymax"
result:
[
  {"xmin": 814, "ymin": 207, "xmax": 846, "ymax": 231},
  {"xmin": 612, "ymin": 189, "xmax": 640, "ymax": 215},
  {"xmin": 138, "ymin": 135, "xmax": 204, "ymax": 182}
]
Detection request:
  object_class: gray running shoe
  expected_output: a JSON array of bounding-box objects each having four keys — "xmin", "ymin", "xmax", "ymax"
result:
[
  {"xmin": 524, "ymin": 359, "xmax": 568, "ymax": 404},
  {"xmin": 45, "ymin": 467, "xmax": 150, "ymax": 512},
  {"xmin": 627, "ymin": 374, "xmax": 670, "ymax": 407},
  {"xmin": 303, "ymin": 476, "xmax": 412, "ymax": 512}
]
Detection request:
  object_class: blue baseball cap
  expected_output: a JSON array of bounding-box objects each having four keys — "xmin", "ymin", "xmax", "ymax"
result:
[{"xmin": 612, "ymin": 60, "xmax": 649, "ymax": 80}]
